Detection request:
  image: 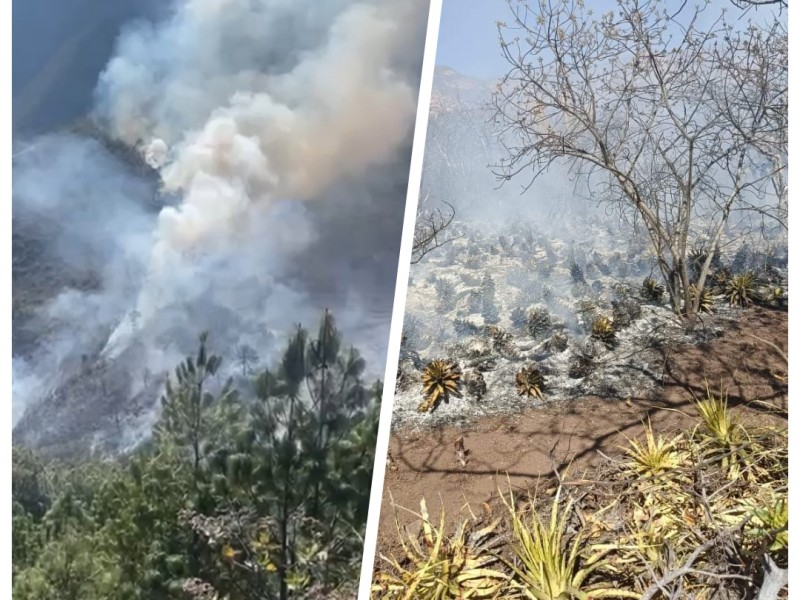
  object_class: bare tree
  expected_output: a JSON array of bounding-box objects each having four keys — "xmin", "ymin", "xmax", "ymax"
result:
[
  {"xmin": 411, "ymin": 193, "xmax": 459, "ymax": 264},
  {"xmin": 493, "ymin": 0, "xmax": 787, "ymax": 317},
  {"xmin": 731, "ymin": 0, "xmax": 786, "ymax": 11}
]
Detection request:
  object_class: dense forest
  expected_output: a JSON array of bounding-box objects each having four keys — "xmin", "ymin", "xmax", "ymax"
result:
[{"xmin": 12, "ymin": 311, "xmax": 379, "ymax": 600}]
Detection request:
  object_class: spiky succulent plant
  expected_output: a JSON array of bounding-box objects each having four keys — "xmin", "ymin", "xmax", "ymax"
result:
[
  {"xmin": 464, "ymin": 370, "xmax": 487, "ymax": 401},
  {"xmin": 567, "ymin": 356, "xmax": 593, "ymax": 379},
  {"xmin": 590, "ymin": 316, "xmax": 616, "ymax": 347},
  {"xmin": 544, "ymin": 331, "xmax": 569, "ymax": 353},
  {"xmin": 689, "ymin": 284, "xmax": 714, "ymax": 314},
  {"xmin": 569, "ymin": 261, "xmax": 586, "ymax": 285},
  {"xmin": 612, "ymin": 297, "xmax": 642, "ymax": 329},
  {"xmin": 453, "ymin": 318, "xmax": 481, "ymax": 337},
  {"xmin": 526, "ymin": 307, "xmax": 552, "ymax": 339},
  {"xmin": 434, "ymin": 277, "xmax": 457, "ymax": 312},
  {"xmin": 763, "ymin": 285, "xmax": 786, "ymax": 308},
  {"xmin": 725, "ymin": 272, "xmax": 757, "ymax": 307},
  {"xmin": 711, "ymin": 266, "xmax": 732, "ymax": 291},
  {"xmin": 515, "ymin": 366, "xmax": 546, "ymax": 400},
  {"xmin": 374, "ymin": 499, "xmax": 507, "ymax": 599},
  {"xmin": 419, "ymin": 360, "xmax": 462, "ymax": 413},
  {"xmin": 641, "ymin": 277, "xmax": 664, "ymax": 301}
]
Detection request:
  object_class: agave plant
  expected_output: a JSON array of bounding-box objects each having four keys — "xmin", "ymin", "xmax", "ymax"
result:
[
  {"xmin": 500, "ymin": 484, "xmax": 638, "ymax": 600},
  {"xmin": 747, "ymin": 496, "xmax": 788, "ymax": 552},
  {"xmin": 694, "ymin": 389, "xmax": 740, "ymax": 446},
  {"xmin": 544, "ymin": 331, "xmax": 569, "ymax": 354},
  {"xmin": 718, "ymin": 493, "xmax": 789, "ymax": 554},
  {"xmin": 419, "ymin": 360, "xmax": 462, "ymax": 413},
  {"xmin": 435, "ymin": 278, "xmax": 458, "ymax": 313},
  {"xmin": 374, "ymin": 498, "xmax": 508, "ymax": 599},
  {"xmin": 611, "ymin": 298, "xmax": 642, "ymax": 329},
  {"xmin": 689, "ymin": 284, "xmax": 714, "ymax": 314},
  {"xmin": 692, "ymin": 388, "xmax": 749, "ymax": 479},
  {"xmin": 762, "ymin": 285, "xmax": 787, "ymax": 309},
  {"xmin": 567, "ymin": 357, "xmax": 592, "ymax": 380},
  {"xmin": 641, "ymin": 277, "xmax": 664, "ymax": 302},
  {"xmin": 516, "ymin": 366, "xmax": 546, "ymax": 400},
  {"xmin": 569, "ymin": 262, "xmax": 586, "ymax": 285},
  {"xmin": 526, "ymin": 308, "xmax": 552, "ymax": 339},
  {"xmin": 590, "ymin": 316, "xmax": 616, "ymax": 348},
  {"xmin": 622, "ymin": 421, "xmax": 684, "ymax": 478},
  {"xmin": 710, "ymin": 266, "xmax": 732, "ymax": 291},
  {"xmin": 464, "ymin": 370, "xmax": 487, "ymax": 401},
  {"xmin": 725, "ymin": 272, "xmax": 757, "ymax": 307}
]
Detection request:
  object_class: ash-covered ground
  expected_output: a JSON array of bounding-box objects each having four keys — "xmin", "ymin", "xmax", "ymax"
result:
[{"xmin": 393, "ymin": 215, "xmax": 787, "ymax": 430}]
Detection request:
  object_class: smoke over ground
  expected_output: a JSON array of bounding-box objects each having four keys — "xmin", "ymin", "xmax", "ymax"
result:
[
  {"xmin": 393, "ymin": 65, "xmax": 787, "ymax": 429},
  {"xmin": 12, "ymin": 0, "xmax": 429, "ymax": 452}
]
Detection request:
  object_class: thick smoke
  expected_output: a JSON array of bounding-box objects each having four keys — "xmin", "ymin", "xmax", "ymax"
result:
[{"xmin": 12, "ymin": 0, "xmax": 428, "ymax": 442}]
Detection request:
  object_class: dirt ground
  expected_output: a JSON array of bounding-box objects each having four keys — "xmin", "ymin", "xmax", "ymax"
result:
[{"xmin": 373, "ymin": 306, "xmax": 787, "ymax": 564}]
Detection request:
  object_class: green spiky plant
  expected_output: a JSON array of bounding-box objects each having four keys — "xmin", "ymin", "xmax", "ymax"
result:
[
  {"xmin": 689, "ymin": 284, "xmax": 714, "ymax": 314},
  {"xmin": 374, "ymin": 498, "xmax": 508, "ymax": 599},
  {"xmin": 692, "ymin": 387, "xmax": 749, "ymax": 479},
  {"xmin": 641, "ymin": 277, "xmax": 664, "ymax": 302},
  {"xmin": 516, "ymin": 366, "xmax": 546, "ymax": 400},
  {"xmin": 725, "ymin": 272, "xmax": 757, "ymax": 307},
  {"xmin": 500, "ymin": 483, "xmax": 638, "ymax": 600},
  {"xmin": 747, "ymin": 496, "xmax": 788, "ymax": 552},
  {"xmin": 419, "ymin": 360, "xmax": 462, "ymax": 413},
  {"xmin": 622, "ymin": 421, "xmax": 684, "ymax": 479},
  {"xmin": 590, "ymin": 316, "xmax": 616, "ymax": 348}
]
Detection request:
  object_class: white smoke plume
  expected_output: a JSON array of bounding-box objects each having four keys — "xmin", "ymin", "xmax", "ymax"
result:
[
  {"xmin": 12, "ymin": 0, "xmax": 429, "ymax": 449},
  {"xmin": 96, "ymin": 0, "xmax": 424, "ymax": 351}
]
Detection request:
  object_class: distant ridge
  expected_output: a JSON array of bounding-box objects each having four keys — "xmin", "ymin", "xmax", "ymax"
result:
[{"xmin": 430, "ymin": 65, "xmax": 497, "ymax": 116}]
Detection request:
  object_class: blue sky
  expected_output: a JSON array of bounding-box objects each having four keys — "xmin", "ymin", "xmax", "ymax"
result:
[
  {"xmin": 435, "ymin": 0, "xmax": 780, "ymax": 78},
  {"xmin": 436, "ymin": 0, "xmax": 625, "ymax": 77},
  {"xmin": 435, "ymin": 0, "xmax": 510, "ymax": 78}
]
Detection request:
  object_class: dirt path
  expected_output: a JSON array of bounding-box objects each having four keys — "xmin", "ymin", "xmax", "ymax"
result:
[{"xmin": 374, "ymin": 307, "xmax": 787, "ymax": 560}]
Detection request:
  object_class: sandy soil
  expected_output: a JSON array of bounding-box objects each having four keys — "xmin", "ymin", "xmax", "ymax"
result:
[{"xmin": 373, "ymin": 306, "xmax": 787, "ymax": 565}]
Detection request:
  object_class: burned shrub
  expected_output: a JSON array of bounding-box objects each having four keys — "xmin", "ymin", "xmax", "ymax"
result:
[
  {"xmin": 453, "ymin": 318, "xmax": 481, "ymax": 337},
  {"xmin": 591, "ymin": 316, "xmax": 617, "ymax": 348},
  {"xmin": 611, "ymin": 297, "xmax": 642, "ymax": 329},
  {"xmin": 544, "ymin": 331, "xmax": 569, "ymax": 353},
  {"xmin": 434, "ymin": 277, "xmax": 457, "ymax": 313},
  {"xmin": 569, "ymin": 261, "xmax": 586, "ymax": 285},
  {"xmin": 526, "ymin": 307, "xmax": 552, "ymax": 339},
  {"xmin": 568, "ymin": 355, "xmax": 594, "ymax": 379},
  {"xmin": 641, "ymin": 277, "xmax": 665, "ymax": 302},
  {"xmin": 463, "ymin": 369, "xmax": 487, "ymax": 401},
  {"xmin": 515, "ymin": 366, "xmax": 546, "ymax": 400}
]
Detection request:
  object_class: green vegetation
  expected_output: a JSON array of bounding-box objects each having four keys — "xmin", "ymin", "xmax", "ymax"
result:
[
  {"xmin": 376, "ymin": 411, "xmax": 788, "ymax": 598},
  {"xmin": 12, "ymin": 311, "xmax": 378, "ymax": 600}
]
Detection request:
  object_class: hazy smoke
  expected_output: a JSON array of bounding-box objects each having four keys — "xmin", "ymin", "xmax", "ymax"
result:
[
  {"xmin": 96, "ymin": 0, "xmax": 423, "ymax": 346},
  {"xmin": 12, "ymin": 0, "xmax": 428, "ymax": 438}
]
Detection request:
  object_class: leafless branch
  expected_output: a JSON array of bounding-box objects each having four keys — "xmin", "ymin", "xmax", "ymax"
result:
[{"xmin": 411, "ymin": 197, "xmax": 460, "ymax": 264}]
